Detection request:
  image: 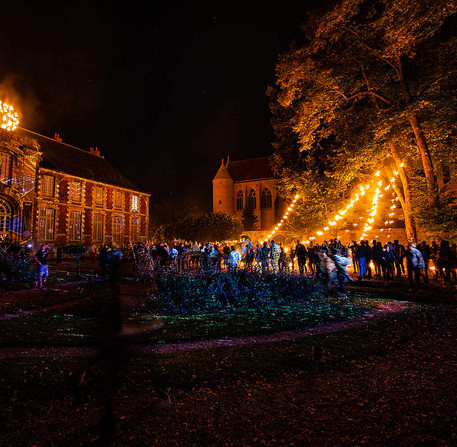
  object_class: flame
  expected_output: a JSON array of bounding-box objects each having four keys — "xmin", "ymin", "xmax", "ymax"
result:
[{"xmin": 0, "ymin": 100, "xmax": 20, "ymax": 131}]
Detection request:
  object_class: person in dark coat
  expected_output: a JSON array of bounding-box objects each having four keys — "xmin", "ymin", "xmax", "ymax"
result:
[
  {"xmin": 380, "ymin": 244, "xmax": 396, "ymax": 285},
  {"xmin": 295, "ymin": 241, "xmax": 308, "ymax": 276},
  {"xmin": 437, "ymin": 240, "xmax": 452, "ymax": 282},
  {"xmin": 393, "ymin": 240, "xmax": 406, "ymax": 278},
  {"xmin": 371, "ymin": 240, "xmax": 382, "ymax": 277}
]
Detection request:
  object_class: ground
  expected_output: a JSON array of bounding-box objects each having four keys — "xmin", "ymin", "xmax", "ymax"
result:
[{"xmin": 1, "ymin": 259, "xmax": 456, "ymax": 446}]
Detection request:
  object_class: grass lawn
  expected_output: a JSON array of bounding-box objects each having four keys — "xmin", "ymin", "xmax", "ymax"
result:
[
  {"xmin": 0, "ymin": 293, "xmax": 384, "ymax": 346},
  {"xmin": 1, "ymin": 303, "xmax": 456, "ymax": 446}
]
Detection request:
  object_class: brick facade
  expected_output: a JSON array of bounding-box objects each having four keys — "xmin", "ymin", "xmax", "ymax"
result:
[
  {"xmin": 0, "ymin": 128, "xmax": 149, "ymax": 247},
  {"xmin": 212, "ymin": 157, "xmax": 284, "ymax": 232}
]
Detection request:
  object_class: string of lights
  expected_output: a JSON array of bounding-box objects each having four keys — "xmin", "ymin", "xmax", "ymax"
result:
[{"xmin": 265, "ymin": 168, "xmax": 403, "ymax": 243}]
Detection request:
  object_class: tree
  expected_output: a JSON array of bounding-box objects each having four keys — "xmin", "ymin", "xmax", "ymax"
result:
[
  {"xmin": 166, "ymin": 212, "xmax": 243, "ymax": 243},
  {"xmin": 270, "ymin": 0, "xmax": 457, "ymax": 239},
  {"xmin": 241, "ymin": 202, "xmax": 259, "ymax": 231}
]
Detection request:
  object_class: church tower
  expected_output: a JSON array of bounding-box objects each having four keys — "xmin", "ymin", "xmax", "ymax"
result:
[{"xmin": 212, "ymin": 158, "xmax": 234, "ymax": 214}]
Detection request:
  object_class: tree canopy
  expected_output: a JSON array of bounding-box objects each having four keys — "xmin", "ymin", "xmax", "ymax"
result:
[
  {"xmin": 155, "ymin": 212, "xmax": 243, "ymax": 243},
  {"xmin": 270, "ymin": 0, "xmax": 457, "ymax": 240}
]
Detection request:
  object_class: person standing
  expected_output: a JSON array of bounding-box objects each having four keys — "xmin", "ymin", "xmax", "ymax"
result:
[
  {"xmin": 34, "ymin": 243, "xmax": 49, "ymax": 288},
  {"xmin": 295, "ymin": 241, "xmax": 308, "ymax": 276},
  {"xmin": 259, "ymin": 241, "xmax": 271, "ymax": 274},
  {"xmin": 270, "ymin": 240, "xmax": 281, "ymax": 274},
  {"xmin": 357, "ymin": 240, "xmax": 368, "ymax": 281},
  {"xmin": 405, "ymin": 242, "xmax": 425, "ymax": 290},
  {"xmin": 437, "ymin": 240, "xmax": 452, "ymax": 282},
  {"xmin": 418, "ymin": 241, "xmax": 431, "ymax": 283},
  {"xmin": 228, "ymin": 246, "xmax": 240, "ymax": 272},
  {"xmin": 393, "ymin": 240, "xmax": 406, "ymax": 278},
  {"xmin": 380, "ymin": 244, "xmax": 396, "ymax": 285}
]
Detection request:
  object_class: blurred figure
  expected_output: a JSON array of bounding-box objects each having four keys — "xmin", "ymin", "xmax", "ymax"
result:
[{"xmin": 405, "ymin": 242, "xmax": 425, "ymax": 290}]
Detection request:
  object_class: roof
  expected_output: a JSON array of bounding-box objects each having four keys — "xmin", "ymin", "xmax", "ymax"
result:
[
  {"xmin": 226, "ymin": 157, "xmax": 274, "ymax": 182},
  {"xmin": 15, "ymin": 128, "xmax": 143, "ymax": 192},
  {"xmin": 213, "ymin": 159, "xmax": 233, "ymax": 181}
]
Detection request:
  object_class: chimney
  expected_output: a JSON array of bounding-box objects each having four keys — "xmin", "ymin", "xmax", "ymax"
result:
[
  {"xmin": 54, "ymin": 133, "xmax": 62, "ymax": 142},
  {"xmin": 90, "ymin": 147, "xmax": 101, "ymax": 156}
]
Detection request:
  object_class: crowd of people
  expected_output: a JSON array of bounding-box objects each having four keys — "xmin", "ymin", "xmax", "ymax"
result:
[
  {"xmin": 2, "ymin": 233, "xmax": 454, "ymax": 292},
  {"xmin": 123, "ymin": 236, "xmax": 457, "ymax": 294}
]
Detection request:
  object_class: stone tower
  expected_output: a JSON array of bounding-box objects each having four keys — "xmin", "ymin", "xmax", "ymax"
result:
[{"xmin": 212, "ymin": 158, "xmax": 234, "ymax": 214}]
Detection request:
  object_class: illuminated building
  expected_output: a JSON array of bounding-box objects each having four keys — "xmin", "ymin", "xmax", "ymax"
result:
[
  {"xmin": 212, "ymin": 157, "xmax": 284, "ymax": 231},
  {"xmin": 0, "ymin": 127, "xmax": 149, "ymax": 246}
]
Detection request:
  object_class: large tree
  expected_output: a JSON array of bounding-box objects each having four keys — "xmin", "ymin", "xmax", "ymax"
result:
[
  {"xmin": 165, "ymin": 212, "xmax": 243, "ymax": 243},
  {"xmin": 270, "ymin": 0, "xmax": 457, "ymax": 240}
]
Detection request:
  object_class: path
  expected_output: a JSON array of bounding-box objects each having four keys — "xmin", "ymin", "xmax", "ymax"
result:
[{"xmin": 0, "ymin": 300, "xmax": 411, "ymax": 359}]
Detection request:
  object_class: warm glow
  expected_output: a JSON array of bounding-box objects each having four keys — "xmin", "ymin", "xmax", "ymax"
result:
[{"xmin": 0, "ymin": 100, "xmax": 20, "ymax": 131}]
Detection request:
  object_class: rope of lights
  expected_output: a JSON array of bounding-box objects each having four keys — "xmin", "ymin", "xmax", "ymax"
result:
[{"xmin": 266, "ymin": 167, "xmax": 403, "ymax": 243}]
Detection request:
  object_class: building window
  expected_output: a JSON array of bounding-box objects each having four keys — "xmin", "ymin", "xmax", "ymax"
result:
[
  {"xmin": 92, "ymin": 213, "xmax": 105, "ymax": 243},
  {"xmin": 69, "ymin": 181, "xmax": 82, "ymax": 203},
  {"xmin": 0, "ymin": 199, "xmax": 11, "ymax": 237},
  {"xmin": 236, "ymin": 191, "xmax": 243, "ymax": 211},
  {"xmin": 130, "ymin": 216, "xmax": 139, "ymax": 242},
  {"xmin": 0, "ymin": 152, "xmax": 12, "ymax": 183},
  {"xmin": 38, "ymin": 207, "xmax": 55, "ymax": 241},
  {"xmin": 261, "ymin": 188, "xmax": 272, "ymax": 209},
  {"xmin": 68, "ymin": 210, "xmax": 82, "ymax": 242},
  {"xmin": 131, "ymin": 195, "xmax": 138, "ymax": 212},
  {"xmin": 248, "ymin": 189, "xmax": 256, "ymax": 209},
  {"xmin": 41, "ymin": 175, "xmax": 55, "ymax": 198},
  {"xmin": 113, "ymin": 215, "xmax": 124, "ymax": 243},
  {"xmin": 114, "ymin": 190, "xmax": 124, "ymax": 209},
  {"xmin": 94, "ymin": 186, "xmax": 104, "ymax": 207}
]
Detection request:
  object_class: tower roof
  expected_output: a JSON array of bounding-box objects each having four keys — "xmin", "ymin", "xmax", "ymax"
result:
[{"xmin": 213, "ymin": 158, "xmax": 233, "ymax": 181}]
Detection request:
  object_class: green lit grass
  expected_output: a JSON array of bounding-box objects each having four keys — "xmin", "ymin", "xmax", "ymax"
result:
[{"xmin": 0, "ymin": 295, "xmax": 383, "ymax": 347}]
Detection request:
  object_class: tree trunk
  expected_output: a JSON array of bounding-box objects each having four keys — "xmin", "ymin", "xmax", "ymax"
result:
[
  {"xmin": 386, "ymin": 145, "xmax": 417, "ymax": 242},
  {"xmin": 396, "ymin": 54, "xmax": 439, "ymax": 208}
]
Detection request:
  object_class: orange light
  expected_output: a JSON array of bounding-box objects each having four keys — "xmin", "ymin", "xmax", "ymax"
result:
[{"xmin": 0, "ymin": 100, "xmax": 19, "ymax": 131}]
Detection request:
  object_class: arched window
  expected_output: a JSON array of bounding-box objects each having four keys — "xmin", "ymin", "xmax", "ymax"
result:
[
  {"xmin": 0, "ymin": 199, "xmax": 12, "ymax": 238},
  {"xmin": 248, "ymin": 189, "xmax": 256, "ymax": 209},
  {"xmin": 261, "ymin": 188, "xmax": 272, "ymax": 209},
  {"xmin": 236, "ymin": 191, "xmax": 243, "ymax": 211}
]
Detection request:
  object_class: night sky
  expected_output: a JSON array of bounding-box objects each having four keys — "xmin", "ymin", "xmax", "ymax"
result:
[{"xmin": 0, "ymin": 1, "xmax": 322, "ymax": 217}]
